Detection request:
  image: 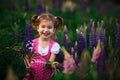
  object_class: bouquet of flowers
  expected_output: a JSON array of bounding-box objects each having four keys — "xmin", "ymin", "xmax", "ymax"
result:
[{"xmin": 7, "ymin": 40, "xmax": 37, "ymax": 69}]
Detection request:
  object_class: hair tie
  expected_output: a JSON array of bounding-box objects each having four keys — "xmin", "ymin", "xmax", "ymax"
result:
[
  {"xmin": 37, "ymin": 16, "xmax": 41, "ymax": 19},
  {"xmin": 54, "ymin": 16, "xmax": 57, "ymax": 19}
]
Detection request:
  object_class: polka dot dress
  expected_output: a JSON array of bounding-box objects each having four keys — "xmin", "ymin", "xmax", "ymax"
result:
[{"xmin": 23, "ymin": 39, "xmax": 56, "ymax": 80}]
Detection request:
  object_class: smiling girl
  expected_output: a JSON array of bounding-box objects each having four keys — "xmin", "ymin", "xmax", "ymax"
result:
[{"xmin": 23, "ymin": 13, "xmax": 63, "ymax": 80}]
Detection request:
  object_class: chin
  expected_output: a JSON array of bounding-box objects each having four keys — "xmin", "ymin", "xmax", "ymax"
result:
[
  {"xmin": 42, "ymin": 36, "xmax": 50, "ymax": 39},
  {"xmin": 43, "ymin": 35, "xmax": 52, "ymax": 38}
]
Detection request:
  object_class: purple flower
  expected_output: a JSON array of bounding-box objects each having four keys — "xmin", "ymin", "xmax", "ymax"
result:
[
  {"xmin": 73, "ymin": 41, "xmax": 78, "ymax": 54},
  {"xmin": 36, "ymin": 2, "xmax": 45, "ymax": 15},
  {"xmin": 62, "ymin": 26, "xmax": 73, "ymax": 54},
  {"xmin": 96, "ymin": 45, "xmax": 106, "ymax": 76},
  {"xmin": 89, "ymin": 31, "xmax": 96, "ymax": 49},
  {"xmin": 52, "ymin": 0, "xmax": 57, "ymax": 10},
  {"xmin": 116, "ymin": 23, "xmax": 120, "ymax": 50},
  {"xmin": 62, "ymin": 57, "xmax": 76, "ymax": 74},
  {"xmin": 73, "ymin": 42, "xmax": 79, "ymax": 65},
  {"xmin": 96, "ymin": 21, "xmax": 105, "ymax": 44},
  {"xmin": 52, "ymin": 0, "xmax": 63, "ymax": 12},
  {"xmin": 23, "ymin": 21, "xmax": 34, "ymax": 54},
  {"xmin": 24, "ymin": 20, "xmax": 34, "ymax": 43},
  {"xmin": 21, "ymin": 40, "xmax": 33, "ymax": 55},
  {"xmin": 61, "ymin": 47, "xmax": 76, "ymax": 74},
  {"xmin": 89, "ymin": 19, "xmax": 94, "ymax": 32},
  {"xmin": 24, "ymin": 0, "xmax": 30, "ymax": 12},
  {"xmin": 91, "ymin": 40, "xmax": 106, "ymax": 76},
  {"xmin": 64, "ymin": 34, "xmax": 73, "ymax": 54},
  {"xmin": 56, "ymin": 50, "xmax": 64, "ymax": 63},
  {"xmin": 78, "ymin": 1, "xmax": 88, "ymax": 14},
  {"xmin": 62, "ymin": 25, "xmax": 68, "ymax": 34},
  {"xmin": 76, "ymin": 28, "xmax": 86, "ymax": 59},
  {"xmin": 57, "ymin": 63, "xmax": 64, "ymax": 71},
  {"xmin": 57, "ymin": 0, "xmax": 63, "ymax": 12},
  {"xmin": 89, "ymin": 20, "xmax": 96, "ymax": 49}
]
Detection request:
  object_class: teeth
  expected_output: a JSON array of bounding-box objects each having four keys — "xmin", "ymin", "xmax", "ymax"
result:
[
  {"xmin": 46, "ymin": 32, "xmax": 49, "ymax": 34},
  {"xmin": 42, "ymin": 32, "xmax": 50, "ymax": 36},
  {"xmin": 43, "ymin": 33, "xmax": 49, "ymax": 36}
]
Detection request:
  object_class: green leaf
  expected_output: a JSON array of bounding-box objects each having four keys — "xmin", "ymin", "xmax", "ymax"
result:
[{"xmin": 50, "ymin": 69, "xmax": 64, "ymax": 80}]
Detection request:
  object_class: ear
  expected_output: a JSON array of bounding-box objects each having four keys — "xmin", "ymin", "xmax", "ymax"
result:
[{"xmin": 36, "ymin": 26, "xmax": 39, "ymax": 31}]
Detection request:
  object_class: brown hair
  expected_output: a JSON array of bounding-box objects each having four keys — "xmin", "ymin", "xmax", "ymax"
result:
[{"xmin": 31, "ymin": 13, "xmax": 63, "ymax": 31}]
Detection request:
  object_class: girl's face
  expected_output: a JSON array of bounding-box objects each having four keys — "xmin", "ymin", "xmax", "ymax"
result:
[{"xmin": 37, "ymin": 20, "xmax": 55, "ymax": 40}]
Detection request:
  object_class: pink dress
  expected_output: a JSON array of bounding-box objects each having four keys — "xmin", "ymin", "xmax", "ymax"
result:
[{"xmin": 24, "ymin": 38, "xmax": 56, "ymax": 80}]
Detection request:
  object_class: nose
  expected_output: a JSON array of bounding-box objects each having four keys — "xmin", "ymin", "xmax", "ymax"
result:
[{"xmin": 44, "ymin": 27, "xmax": 49, "ymax": 32}]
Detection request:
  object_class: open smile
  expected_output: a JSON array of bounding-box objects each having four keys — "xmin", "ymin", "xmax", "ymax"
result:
[{"xmin": 42, "ymin": 32, "xmax": 50, "ymax": 36}]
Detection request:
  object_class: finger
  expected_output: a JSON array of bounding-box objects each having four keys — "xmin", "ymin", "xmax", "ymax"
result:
[
  {"xmin": 26, "ymin": 58, "xmax": 30, "ymax": 67},
  {"xmin": 31, "ymin": 53, "xmax": 36, "ymax": 58},
  {"xmin": 53, "ymin": 62, "xmax": 59, "ymax": 65},
  {"xmin": 24, "ymin": 59, "xmax": 28, "ymax": 68},
  {"xmin": 24, "ymin": 58, "xmax": 30, "ymax": 68}
]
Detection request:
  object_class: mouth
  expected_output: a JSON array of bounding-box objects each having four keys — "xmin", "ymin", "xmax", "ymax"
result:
[{"xmin": 42, "ymin": 32, "xmax": 50, "ymax": 36}]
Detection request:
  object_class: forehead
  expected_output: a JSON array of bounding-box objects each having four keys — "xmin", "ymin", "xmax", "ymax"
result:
[{"xmin": 40, "ymin": 20, "xmax": 54, "ymax": 25}]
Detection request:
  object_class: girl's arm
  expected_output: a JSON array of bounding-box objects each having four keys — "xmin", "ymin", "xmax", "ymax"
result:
[
  {"xmin": 49, "ymin": 53, "xmax": 56, "ymax": 62},
  {"xmin": 49, "ymin": 53, "xmax": 58, "ymax": 68},
  {"xmin": 49, "ymin": 42, "xmax": 60, "ymax": 68}
]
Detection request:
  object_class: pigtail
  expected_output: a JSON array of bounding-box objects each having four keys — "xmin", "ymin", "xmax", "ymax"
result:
[
  {"xmin": 31, "ymin": 15, "xmax": 39, "ymax": 30},
  {"xmin": 54, "ymin": 16, "xmax": 63, "ymax": 31}
]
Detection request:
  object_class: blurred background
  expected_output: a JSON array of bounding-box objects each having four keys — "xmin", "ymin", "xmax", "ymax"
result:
[
  {"xmin": 0, "ymin": 0, "xmax": 120, "ymax": 46},
  {"xmin": 0, "ymin": 0, "xmax": 120, "ymax": 80}
]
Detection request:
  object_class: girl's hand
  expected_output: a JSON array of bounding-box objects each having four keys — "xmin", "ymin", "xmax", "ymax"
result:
[
  {"xmin": 24, "ymin": 55, "xmax": 31, "ymax": 69},
  {"xmin": 51, "ymin": 61, "xmax": 59, "ymax": 69}
]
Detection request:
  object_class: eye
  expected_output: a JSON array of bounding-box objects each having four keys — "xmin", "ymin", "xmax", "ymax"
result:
[
  {"xmin": 41, "ymin": 25, "xmax": 45, "ymax": 28},
  {"xmin": 48, "ymin": 26, "xmax": 53, "ymax": 29}
]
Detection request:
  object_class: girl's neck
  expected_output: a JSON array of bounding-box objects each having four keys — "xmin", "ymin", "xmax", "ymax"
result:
[
  {"xmin": 39, "ymin": 37, "xmax": 51, "ymax": 42},
  {"xmin": 38, "ymin": 37, "xmax": 51, "ymax": 48}
]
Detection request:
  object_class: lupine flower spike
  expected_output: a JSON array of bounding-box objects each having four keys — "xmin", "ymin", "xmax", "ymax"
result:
[
  {"xmin": 76, "ymin": 27, "xmax": 86, "ymax": 59},
  {"xmin": 77, "ymin": 50, "xmax": 91, "ymax": 79},
  {"xmin": 61, "ymin": 46, "xmax": 76, "ymax": 74},
  {"xmin": 91, "ymin": 40, "xmax": 101, "ymax": 63},
  {"xmin": 89, "ymin": 20, "xmax": 96, "ymax": 49},
  {"xmin": 62, "ymin": 25, "xmax": 72, "ymax": 53}
]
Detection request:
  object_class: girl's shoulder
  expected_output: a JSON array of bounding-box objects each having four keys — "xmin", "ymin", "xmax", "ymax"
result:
[
  {"xmin": 50, "ymin": 40, "xmax": 60, "ymax": 45},
  {"xmin": 50, "ymin": 40, "xmax": 61, "ymax": 54},
  {"xmin": 51, "ymin": 40, "xmax": 60, "ymax": 50},
  {"xmin": 32, "ymin": 38, "xmax": 38, "ymax": 42},
  {"xmin": 32, "ymin": 38, "xmax": 39, "ymax": 44}
]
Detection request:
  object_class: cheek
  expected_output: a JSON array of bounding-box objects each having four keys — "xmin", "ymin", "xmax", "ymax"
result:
[
  {"xmin": 51, "ymin": 31, "xmax": 55, "ymax": 35},
  {"xmin": 37, "ymin": 29, "xmax": 43, "ymax": 34},
  {"xmin": 51, "ymin": 30, "xmax": 55, "ymax": 33}
]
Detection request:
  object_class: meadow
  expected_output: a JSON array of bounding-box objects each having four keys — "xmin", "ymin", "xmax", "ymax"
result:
[{"xmin": 0, "ymin": 0, "xmax": 120, "ymax": 80}]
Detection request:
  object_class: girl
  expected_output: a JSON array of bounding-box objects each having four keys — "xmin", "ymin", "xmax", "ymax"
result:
[{"xmin": 23, "ymin": 13, "xmax": 63, "ymax": 80}]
